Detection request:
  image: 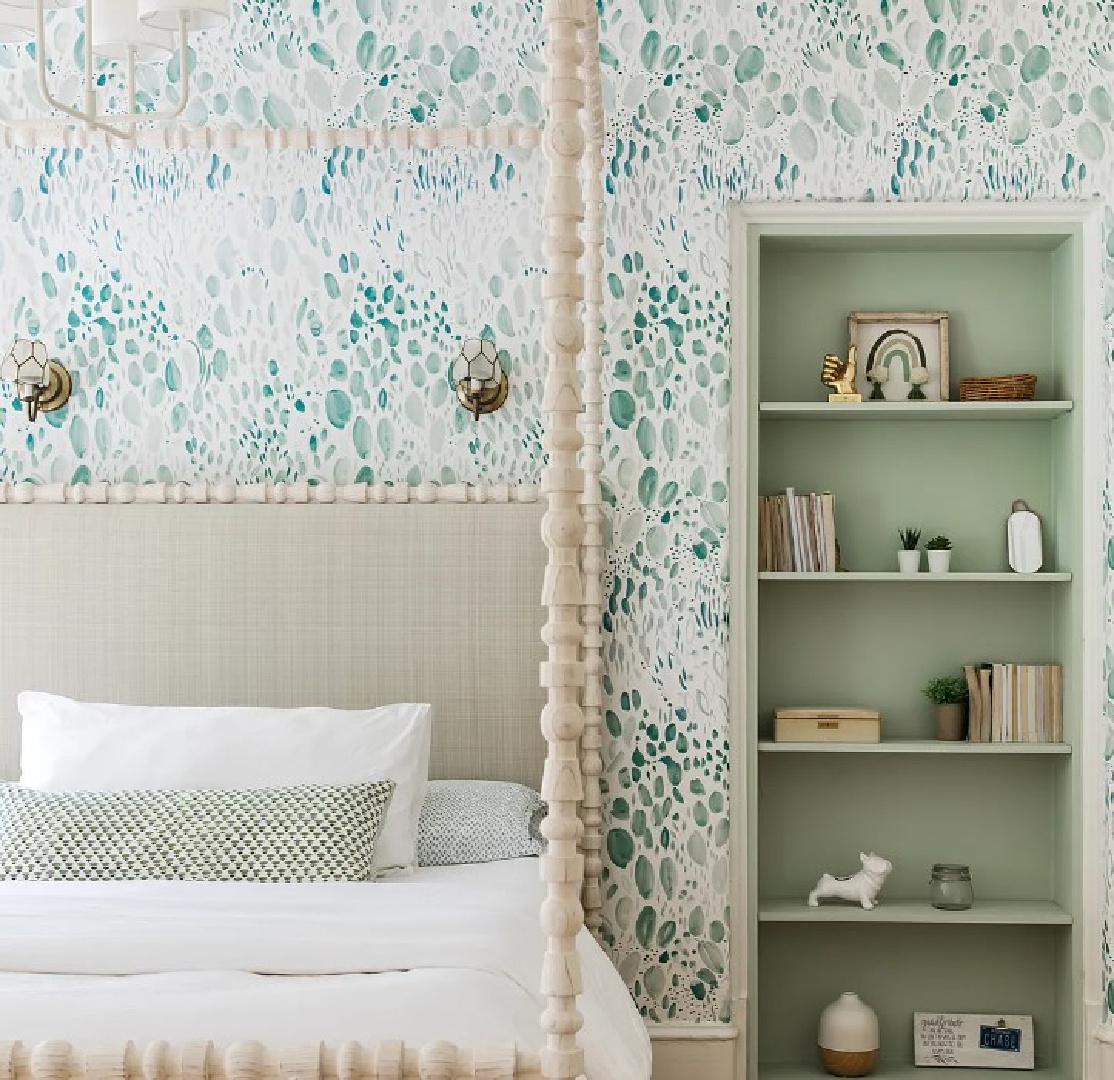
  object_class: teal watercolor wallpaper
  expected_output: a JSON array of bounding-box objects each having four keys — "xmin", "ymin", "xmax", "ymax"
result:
[{"xmin": 0, "ymin": 0, "xmax": 1112, "ymax": 1024}]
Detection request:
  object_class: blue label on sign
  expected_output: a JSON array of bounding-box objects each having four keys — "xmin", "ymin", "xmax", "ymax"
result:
[{"xmin": 979, "ymin": 1025, "xmax": 1022, "ymax": 1053}]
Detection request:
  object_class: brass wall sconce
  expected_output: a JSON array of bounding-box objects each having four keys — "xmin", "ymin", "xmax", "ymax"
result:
[
  {"xmin": 451, "ymin": 337, "xmax": 509, "ymax": 420},
  {"xmin": 0, "ymin": 338, "xmax": 72, "ymax": 421}
]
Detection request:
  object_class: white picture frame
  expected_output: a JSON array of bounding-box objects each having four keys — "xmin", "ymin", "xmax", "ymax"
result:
[
  {"xmin": 913, "ymin": 1012, "xmax": 1035, "ymax": 1069},
  {"xmin": 849, "ymin": 310, "xmax": 951, "ymax": 403}
]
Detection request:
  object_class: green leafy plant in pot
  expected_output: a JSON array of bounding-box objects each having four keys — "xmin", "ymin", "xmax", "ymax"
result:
[
  {"xmin": 925, "ymin": 534, "xmax": 952, "ymax": 574},
  {"xmin": 897, "ymin": 527, "xmax": 922, "ymax": 575},
  {"xmin": 924, "ymin": 674, "xmax": 969, "ymax": 741}
]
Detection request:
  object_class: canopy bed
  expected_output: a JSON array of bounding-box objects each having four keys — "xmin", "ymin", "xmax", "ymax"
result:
[{"xmin": 0, "ymin": 0, "xmax": 629, "ymax": 1077}]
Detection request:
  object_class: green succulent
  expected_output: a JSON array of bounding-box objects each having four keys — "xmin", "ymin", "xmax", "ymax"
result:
[
  {"xmin": 898, "ymin": 527, "xmax": 921, "ymax": 551},
  {"xmin": 923, "ymin": 675, "xmax": 969, "ymax": 705}
]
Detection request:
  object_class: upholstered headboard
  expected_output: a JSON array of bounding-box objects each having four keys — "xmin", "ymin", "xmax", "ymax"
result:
[{"xmin": 0, "ymin": 488, "xmax": 547, "ymax": 788}]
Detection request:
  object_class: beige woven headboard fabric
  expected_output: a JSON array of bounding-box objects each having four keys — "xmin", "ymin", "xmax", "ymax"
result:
[{"xmin": 0, "ymin": 503, "xmax": 546, "ymax": 786}]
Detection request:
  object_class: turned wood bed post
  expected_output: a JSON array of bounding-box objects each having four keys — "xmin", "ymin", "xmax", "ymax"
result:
[
  {"xmin": 538, "ymin": 0, "xmax": 588, "ymax": 1076},
  {"xmin": 577, "ymin": 0, "xmax": 605, "ymax": 938}
]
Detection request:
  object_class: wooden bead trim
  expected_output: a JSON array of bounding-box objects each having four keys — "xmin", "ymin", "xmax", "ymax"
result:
[
  {"xmin": 0, "ymin": 1042, "xmax": 541, "ymax": 1080},
  {"xmin": 0, "ymin": 123, "xmax": 543, "ymax": 154},
  {"xmin": 577, "ymin": 0, "xmax": 605, "ymax": 938},
  {"xmin": 537, "ymin": 0, "xmax": 588, "ymax": 1078},
  {"xmin": 0, "ymin": 482, "xmax": 539, "ymax": 506},
  {"xmin": 0, "ymin": 4, "xmax": 608, "ymax": 1078}
]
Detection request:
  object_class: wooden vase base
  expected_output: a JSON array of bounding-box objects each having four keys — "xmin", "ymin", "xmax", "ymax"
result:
[{"xmin": 819, "ymin": 1047, "xmax": 879, "ymax": 1077}]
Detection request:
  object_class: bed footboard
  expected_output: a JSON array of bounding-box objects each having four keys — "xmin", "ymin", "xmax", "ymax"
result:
[{"xmin": 0, "ymin": 1042, "xmax": 542, "ymax": 1080}]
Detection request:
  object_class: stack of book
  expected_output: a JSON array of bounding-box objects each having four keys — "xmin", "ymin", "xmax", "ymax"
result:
[
  {"xmin": 964, "ymin": 662, "xmax": 1063, "ymax": 742},
  {"xmin": 758, "ymin": 488, "xmax": 837, "ymax": 573}
]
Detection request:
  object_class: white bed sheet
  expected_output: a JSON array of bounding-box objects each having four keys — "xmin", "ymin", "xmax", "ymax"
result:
[{"xmin": 0, "ymin": 859, "xmax": 650, "ymax": 1080}]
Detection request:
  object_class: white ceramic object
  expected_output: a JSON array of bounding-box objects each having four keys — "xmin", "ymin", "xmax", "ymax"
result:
[
  {"xmin": 819, "ymin": 992, "xmax": 880, "ymax": 1054},
  {"xmin": 1007, "ymin": 500, "xmax": 1043, "ymax": 574},
  {"xmin": 897, "ymin": 549, "xmax": 921, "ymax": 574},
  {"xmin": 926, "ymin": 549, "xmax": 951, "ymax": 573},
  {"xmin": 808, "ymin": 852, "xmax": 893, "ymax": 910}
]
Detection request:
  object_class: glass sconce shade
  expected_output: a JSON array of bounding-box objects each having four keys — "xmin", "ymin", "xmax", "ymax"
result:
[
  {"xmin": 1, "ymin": 338, "xmax": 50, "ymax": 389},
  {"xmin": 451, "ymin": 338, "xmax": 509, "ymax": 419},
  {"xmin": 452, "ymin": 338, "xmax": 502, "ymax": 392},
  {"xmin": 1, "ymin": 338, "xmax": 71, "ymax": 421}
]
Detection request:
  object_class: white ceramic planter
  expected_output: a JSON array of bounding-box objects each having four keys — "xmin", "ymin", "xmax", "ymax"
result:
[
  {"xmin": 926, "ymin": 549, "xmax": 952, "ymax": 573},
  {"xmin": 897, "ymin": 549, "xmax": 922, "ymax": 574}
]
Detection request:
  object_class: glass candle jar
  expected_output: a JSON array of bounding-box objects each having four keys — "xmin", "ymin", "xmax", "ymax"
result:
[{"xmin": 929, "ymin": 863, "xmax": 974, "ymax": 910}]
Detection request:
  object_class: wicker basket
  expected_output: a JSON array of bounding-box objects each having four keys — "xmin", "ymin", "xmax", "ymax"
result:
[{"xmin": 959, "ymin": 374, "xmax": 1038, "ymax": 401}]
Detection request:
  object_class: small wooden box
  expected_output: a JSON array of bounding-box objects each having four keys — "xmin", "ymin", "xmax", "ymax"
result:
[{"xmin": 774, "ymin": 707, "xmax": 881, "ymax": 743}]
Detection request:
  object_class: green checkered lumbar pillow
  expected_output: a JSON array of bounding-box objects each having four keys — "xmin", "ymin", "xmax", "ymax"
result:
[{"xmin": 0, "ymin": 780, "xmax": 394, "ymax": 882}]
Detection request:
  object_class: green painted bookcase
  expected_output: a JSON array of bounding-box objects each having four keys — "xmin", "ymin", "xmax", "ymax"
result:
[{"xmin": 729, "ymin": 204, "xmax": 1104, "ymax": 1080}]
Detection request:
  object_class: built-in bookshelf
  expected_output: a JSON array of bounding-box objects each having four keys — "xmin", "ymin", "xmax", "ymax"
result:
[{"xmin": 730, "ymin": 205, "xmax": 1102, "ymax": 1080}]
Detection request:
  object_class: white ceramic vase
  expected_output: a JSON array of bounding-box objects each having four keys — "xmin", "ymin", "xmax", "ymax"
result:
[
  {"xmin": 818, "ymin": 992, "xmax": 880, "ymax": 1077},
  {"xmin": 897, "ymin": 549, "xmax": 921, "ymax": 574},
  {"xmin": 926, "ymin": 549, "xmax": 952, "ymax": 573}
]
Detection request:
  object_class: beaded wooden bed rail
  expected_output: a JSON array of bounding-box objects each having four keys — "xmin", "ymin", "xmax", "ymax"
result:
[{"xmin": 0, "ymin": 1042, "xmax": 542, "ymax": 1080}]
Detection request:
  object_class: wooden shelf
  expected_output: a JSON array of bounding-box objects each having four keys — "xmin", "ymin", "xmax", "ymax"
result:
[
  {"xmin": 758, "ymin": 571, "xmax": 1072, "ymax": 582},
  {"xmin": 758, "ymin": 740, "xmax": 1071, "ymax": 755},
  {"xmin": 760, "ymin": 1065, "xmax": 1066, "ymax": 1079},
  {"xmin": 758, "ymin": 899, "xmax": 1072, "ymax": 926},
  {"xmin": 759, "ymin": 400, "xmax": 1073, "ymax": 420}
]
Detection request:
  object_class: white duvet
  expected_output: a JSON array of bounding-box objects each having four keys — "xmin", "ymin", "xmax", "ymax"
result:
[{"xmin": 0, "ymin": 859, "xmax": 650, "ymax": 1080}]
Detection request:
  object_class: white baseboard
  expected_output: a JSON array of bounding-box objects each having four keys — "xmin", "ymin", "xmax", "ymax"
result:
[
  {"xmin": 649, "ymin": 1023, "xmax": 738, "ymax": 1080},
  {"xmin": 1093, "ymin": 1025, "xmax": 1114, "ymax": 1079}
]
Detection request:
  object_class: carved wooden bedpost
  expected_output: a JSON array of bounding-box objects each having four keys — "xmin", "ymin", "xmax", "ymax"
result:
[
  {"xmin": 578, "ymin": 0, "xmax": 605, "ymax": 938},
  {"xmin": 538, "ymin": 0, "xmax": 588, "ymax": 1077}
]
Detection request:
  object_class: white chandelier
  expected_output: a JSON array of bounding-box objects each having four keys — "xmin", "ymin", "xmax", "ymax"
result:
[{"xmin": 0, "ymin": 0, "xmax": 228, "ymax": 140}]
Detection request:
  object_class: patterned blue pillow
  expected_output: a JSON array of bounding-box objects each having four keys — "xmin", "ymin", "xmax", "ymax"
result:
[
  {"xmin": 416, "ymin": 780, "xmax": 545, "ymax": 866},
  {"xmin": 0, "ymin": 780, "xmax": 395, "ymax": 882}
]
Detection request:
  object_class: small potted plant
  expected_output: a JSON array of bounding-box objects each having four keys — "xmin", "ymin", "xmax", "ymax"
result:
[
  {"xmin": 897, "ymin": 527, "xmax": 921, "ymax": 574},
  {"xmin": 924, "ymin": 674, "xmax": 969, "ymax": 741},
  {"xmin": 926, "ymin": 534, "xmax": 952, "ymax": 573}
]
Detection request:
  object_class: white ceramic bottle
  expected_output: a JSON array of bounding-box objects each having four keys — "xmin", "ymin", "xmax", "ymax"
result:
[{"xmin": 818, "ymin": 991, "xmax": 880, "ymax": 1077}]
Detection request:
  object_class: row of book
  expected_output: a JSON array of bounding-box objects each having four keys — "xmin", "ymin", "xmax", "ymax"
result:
[
  {"xmin": 964, "ymin": 662, "xmax": 1063, "ymax": 743},
  {"xmin": 758, "ymin": 488, "xmax": 837, "ymax": 573}
]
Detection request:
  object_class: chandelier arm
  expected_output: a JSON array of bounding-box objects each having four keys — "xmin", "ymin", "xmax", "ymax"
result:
[
  {"xmin": 126, "ymin": 44, "xmax": 135, "ymax": 131},
  {"xmin": 90, "ymin": 17, "xmax": 191, "ymax": 129},
  {"xmin": 33, "ymin": 2, "xmax": 190, "ymax": 141},
  {"xmin": 124, "ymin": 16, "xmax": 191, "ymax": 124},
  {"xmin": 82, "ymin": 0, "xmax": 95, "ymax": 122}
]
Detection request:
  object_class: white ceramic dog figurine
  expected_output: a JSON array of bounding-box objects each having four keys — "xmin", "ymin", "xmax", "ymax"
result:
[{"xmin": 808, "ymin": 852, "xmax": 893, "ymax": 910}]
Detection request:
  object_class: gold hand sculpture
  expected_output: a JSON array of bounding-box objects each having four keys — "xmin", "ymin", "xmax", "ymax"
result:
[{"xmin": 821, "ymin": 344, "xmax": 862, "ymax": 402}]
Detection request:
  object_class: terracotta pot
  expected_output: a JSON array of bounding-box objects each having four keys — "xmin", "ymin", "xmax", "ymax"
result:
[
  {"xmin": 936, "ymin": 702, "xmax": 967, "ymax": 741},
  {"xmin": 818, "ymin": 992, "xmax": 879, "ymax": 1077}
]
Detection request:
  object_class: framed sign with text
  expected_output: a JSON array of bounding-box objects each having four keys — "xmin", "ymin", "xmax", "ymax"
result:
[{"xmin": 913, "ymin": 1013, "xmax": 1035, "ymax": 1069}]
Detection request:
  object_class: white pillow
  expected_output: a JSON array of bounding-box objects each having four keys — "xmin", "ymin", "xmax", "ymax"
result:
[{"xmin": 17, "ymin": 692, "xmax": 431, "ymax": 874}]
